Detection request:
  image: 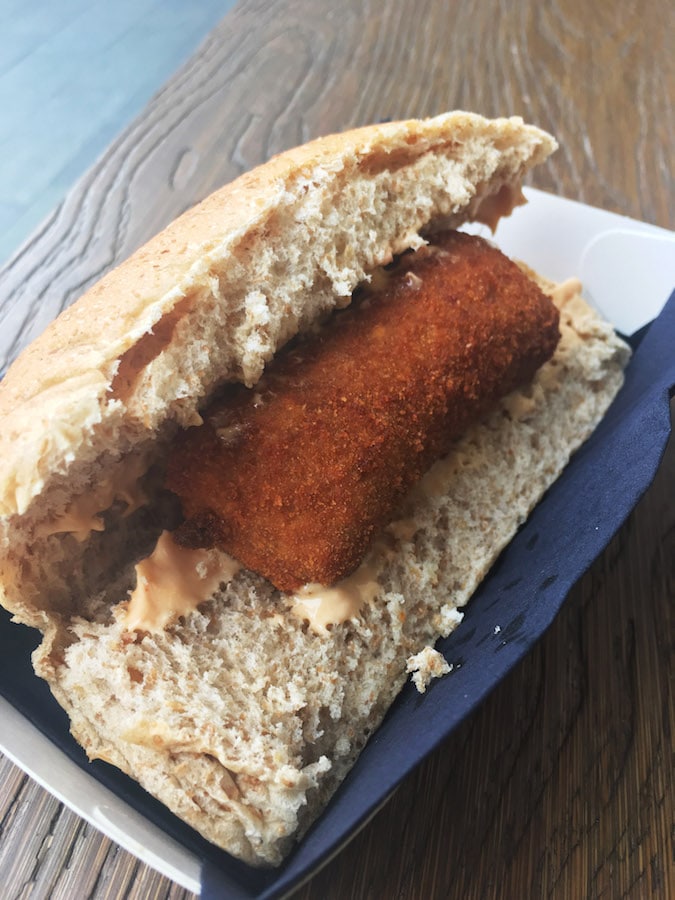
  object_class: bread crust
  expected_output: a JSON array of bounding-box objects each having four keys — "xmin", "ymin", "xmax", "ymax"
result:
[{"xmin": 0, "ymin": 112, "xmax": 555, "ymax": 525}]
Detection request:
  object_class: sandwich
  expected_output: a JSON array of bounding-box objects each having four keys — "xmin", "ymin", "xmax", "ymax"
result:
[{"xmin": 0, "ymin": 112, "xmax": 631, "ymax": 866}]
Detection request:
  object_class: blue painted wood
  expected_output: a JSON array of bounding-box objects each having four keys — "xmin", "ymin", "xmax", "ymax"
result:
[{"xmin": 0, "ymin": 0, "xmax": 236, "ymax": 264}]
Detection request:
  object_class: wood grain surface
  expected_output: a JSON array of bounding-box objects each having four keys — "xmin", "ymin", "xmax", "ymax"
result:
[{"xmin": 0, "ymin": 0, "xmax": 673, "ymax": 898}]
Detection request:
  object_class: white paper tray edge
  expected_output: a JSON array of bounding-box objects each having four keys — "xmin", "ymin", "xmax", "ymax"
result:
[{"xmin": 0, "ymin": 696, "xmax": 201, "ymax": 893}]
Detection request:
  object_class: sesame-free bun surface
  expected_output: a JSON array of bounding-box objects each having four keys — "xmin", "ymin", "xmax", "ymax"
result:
[{"xmin": 0, "ymin": 112, "xmax": 554, "ymax": 527}]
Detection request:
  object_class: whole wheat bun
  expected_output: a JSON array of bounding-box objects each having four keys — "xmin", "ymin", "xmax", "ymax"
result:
[{"xmin": 0, "ymin": 113, "xmax": 630, "ymax": 866}]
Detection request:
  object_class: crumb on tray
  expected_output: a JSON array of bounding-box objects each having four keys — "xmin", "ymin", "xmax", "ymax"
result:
[{"xmin": 406, "ymin": 646, "xmax": 452, "ymax": 693}]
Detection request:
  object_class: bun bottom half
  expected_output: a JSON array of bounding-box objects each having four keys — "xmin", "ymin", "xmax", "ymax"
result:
[{"xmin": 34, "ymin": 275, "xmax": 629, "ymax": 867}]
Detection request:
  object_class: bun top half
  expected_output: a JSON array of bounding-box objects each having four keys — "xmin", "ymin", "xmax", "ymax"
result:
[
  {"xmin": 0, "ymin": 114, "xmax": 555, "ymax": 520},
  {"xmin": 0, "ymin": 113, "xmax": 555, "ymax": 627}
]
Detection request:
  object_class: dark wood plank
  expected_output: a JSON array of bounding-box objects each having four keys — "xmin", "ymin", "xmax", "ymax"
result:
[{"xmin": 0, "ymin": 0, "xmax": 672, "ymax": 897}]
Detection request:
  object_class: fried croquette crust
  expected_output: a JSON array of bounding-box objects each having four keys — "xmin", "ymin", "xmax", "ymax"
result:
[{"xmin": 166, "ymin": 232, "xmax": 560, "ymax": 591}]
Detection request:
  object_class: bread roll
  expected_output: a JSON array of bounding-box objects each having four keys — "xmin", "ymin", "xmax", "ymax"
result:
[{"xmin": 0, "ymin": 113, "xmax": 630, "ymax": 866}]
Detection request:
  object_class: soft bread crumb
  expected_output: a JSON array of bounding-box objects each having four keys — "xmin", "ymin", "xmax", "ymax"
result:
[{"xmin": 406, "ymin": 646, "xmax": 452, "ymax": 693}]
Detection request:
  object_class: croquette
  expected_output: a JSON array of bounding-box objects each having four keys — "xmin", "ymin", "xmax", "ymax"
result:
[{"xmin": 166, "ymin": 231, "xmax": 560, "ymax": 591}]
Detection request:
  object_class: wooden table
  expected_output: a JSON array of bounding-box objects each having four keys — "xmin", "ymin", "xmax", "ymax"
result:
[{"xmin": 0, "ymin": 1, "xmax": 673, "ymax": 897}]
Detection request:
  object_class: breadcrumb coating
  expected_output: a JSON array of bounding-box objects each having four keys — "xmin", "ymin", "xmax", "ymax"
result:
[{"xmin": 166, "ymin": 232, "xmax": 560, "ymax": 590}]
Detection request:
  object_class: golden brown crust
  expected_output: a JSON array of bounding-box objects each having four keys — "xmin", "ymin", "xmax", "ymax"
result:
[
  {"xmin": 0, "ymin": 114, "xmax": 550, "ymax": 411},
  {"xmin": 168, "ymin": 233, "xmax": 561, "ymax": 590}
]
